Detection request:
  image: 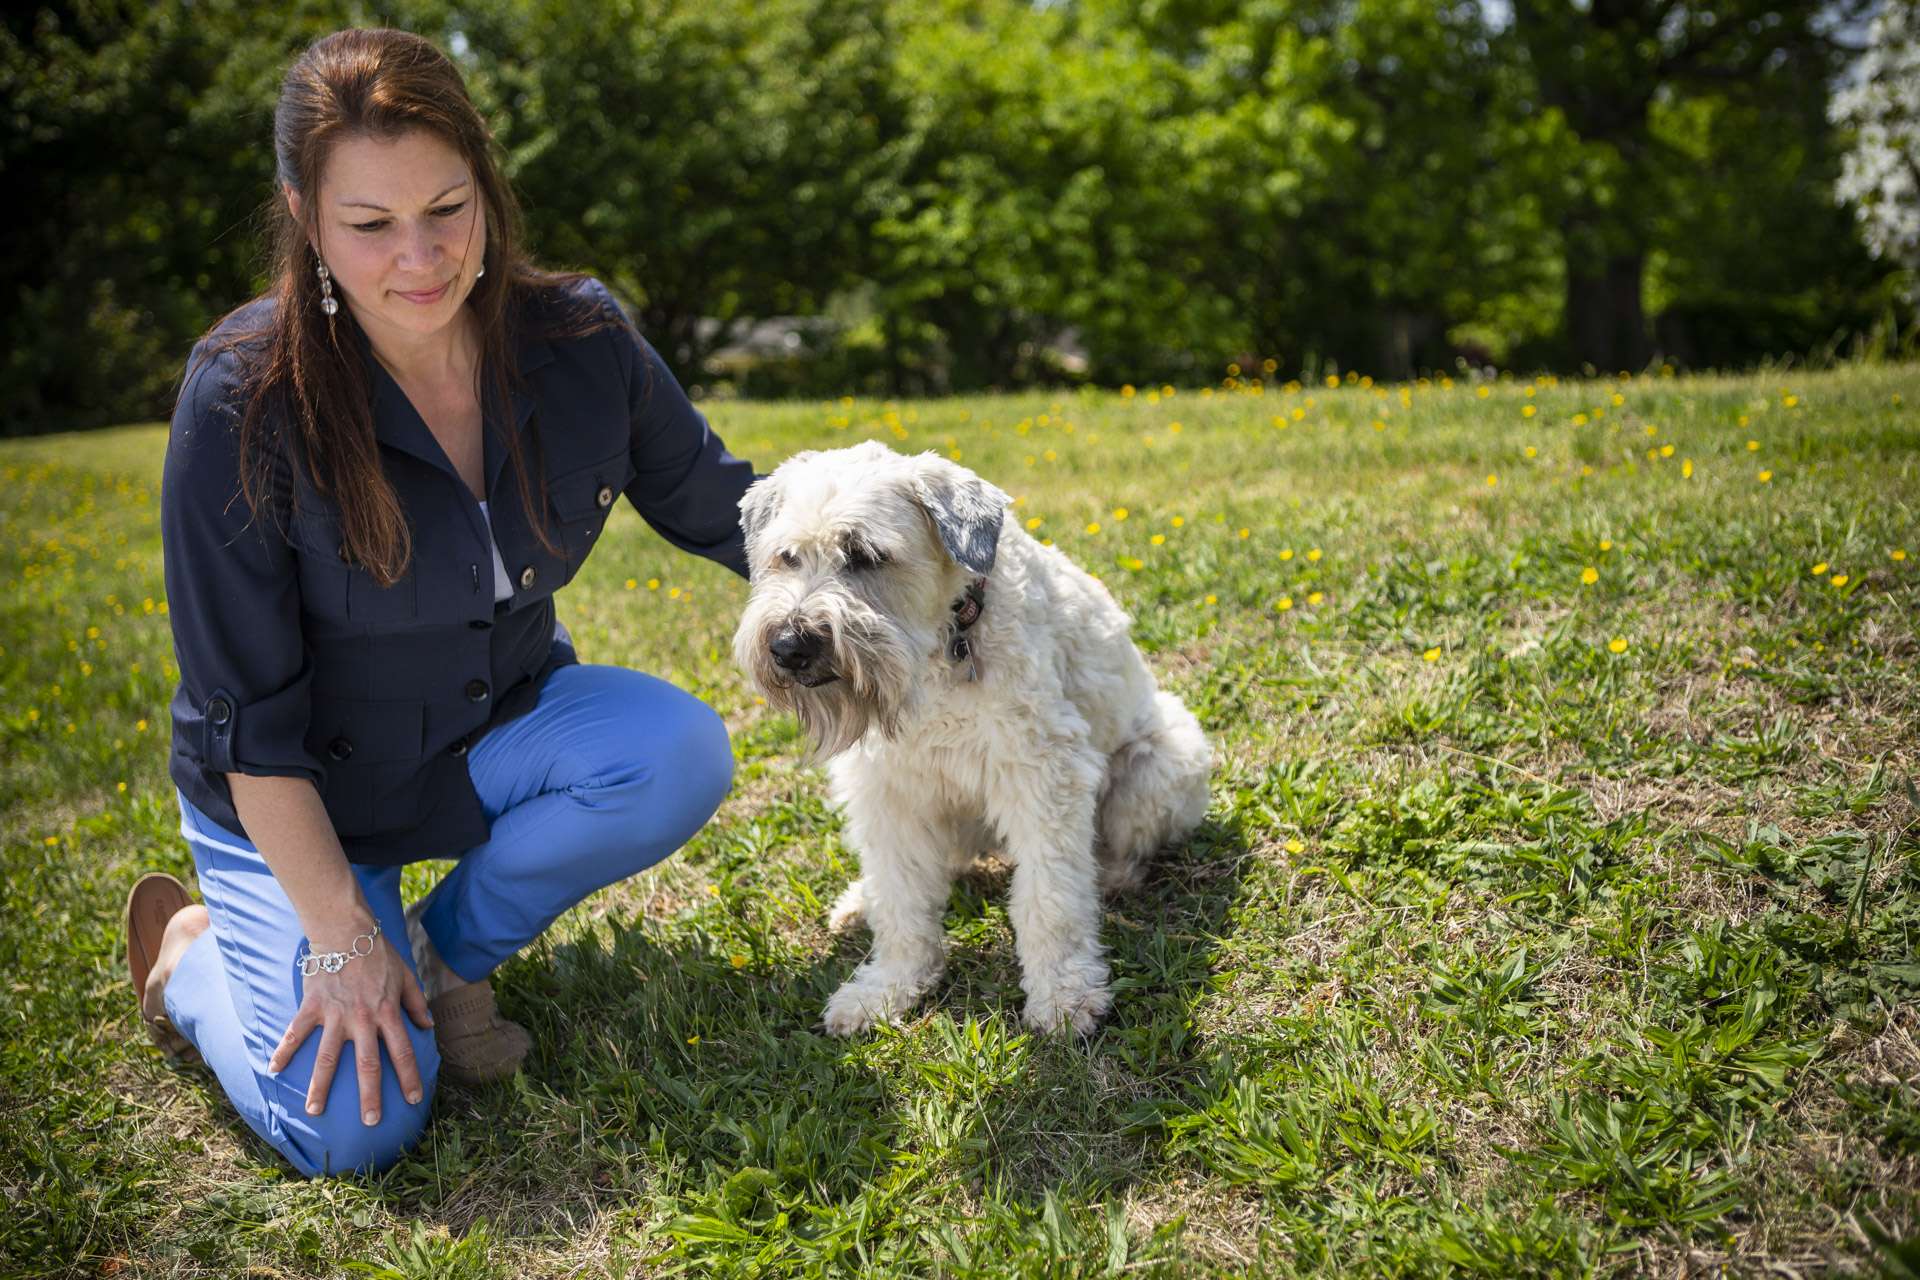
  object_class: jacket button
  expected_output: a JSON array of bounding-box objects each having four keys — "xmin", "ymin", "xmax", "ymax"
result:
[
  {"xmin": 327, "ymin": 737, "xmax": 353, "ymax": 761},
  {"xmin": 519, "ymin": 565, "xmax": 536, "ymax": 590},
  {"xmin": 465, "ymin": 679, "xmax": 489, "ymax": 702},
  {"xmin": 207, "ymin": 697, "xmax": 232, "ymax": 726},
  {"xmin": 448, "ymin": 737, "xmax": 469, "ymax": 758},
  {"xmin": 596, "ymin": 484, "xmax": 614, "ymax": 509},
  {"xmin": 469, "ymin": 618, "xmax": 493, "ymax": 630}
]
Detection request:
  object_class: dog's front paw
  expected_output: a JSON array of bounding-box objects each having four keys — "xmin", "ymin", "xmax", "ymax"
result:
[
  {"xmin": 1021, "ymin": 977, "xmax": 1113, "ymax": 1036},
  {"xmin": 821, "ymin": 969, "xmax": 929, "ymax": 1036}
]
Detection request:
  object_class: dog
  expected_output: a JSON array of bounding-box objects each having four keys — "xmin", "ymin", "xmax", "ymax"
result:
[{"xmin": 730, "ymin": 441, "xmax": 1212, "ymax": 1034}]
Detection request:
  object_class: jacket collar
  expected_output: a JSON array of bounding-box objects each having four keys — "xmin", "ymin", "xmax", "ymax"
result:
[{"xmin": 355, "ymin": 307, "xmax": 555, "ymax": 500}]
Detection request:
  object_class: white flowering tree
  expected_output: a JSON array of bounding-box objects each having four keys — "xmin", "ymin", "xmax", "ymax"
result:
[{"xmin": 1833, "ymin": 2, "xmax": 1920, "ymax": 299}]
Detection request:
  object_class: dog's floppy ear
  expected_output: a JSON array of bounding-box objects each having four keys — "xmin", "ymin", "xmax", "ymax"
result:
[
  {"xmin": 907, "ymin": 453, "xmax": 1009, "ymax": 576},
  {"xmin": 737, "ymin": 471, "xmax": 787, "ymax": 562}
]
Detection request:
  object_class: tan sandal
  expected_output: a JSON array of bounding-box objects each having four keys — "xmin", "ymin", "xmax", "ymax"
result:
[
  {"xmin": 429, "ymin": 979, "xmax": 532, "ymax": 1086},
  {"xmin": 125, "ymin": 872, "xmax": 201, "ymax": 1064}
]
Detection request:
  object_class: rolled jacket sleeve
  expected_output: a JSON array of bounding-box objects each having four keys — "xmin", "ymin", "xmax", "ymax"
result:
[
  {"xmin": 162, "ymin": 343, "xmax": 325, "ymax": 792},
  {"xmin": 591, "ymin": 281, "xmax": 757, "ymax": 579}
]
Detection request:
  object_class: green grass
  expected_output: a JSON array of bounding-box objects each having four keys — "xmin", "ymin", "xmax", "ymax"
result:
[{"xmin": 4, "ymin": 366, "xmax": 1920, "ymax": 1277}]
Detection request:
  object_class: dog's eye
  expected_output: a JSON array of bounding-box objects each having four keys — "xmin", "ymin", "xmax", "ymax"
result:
[
  {"xmin": 845, "ymin": 545, "xmax": 888, "ymax": 571},
  {"xmin": 778, "ymin": 549, "xmax": 800, "ymax": 569}
]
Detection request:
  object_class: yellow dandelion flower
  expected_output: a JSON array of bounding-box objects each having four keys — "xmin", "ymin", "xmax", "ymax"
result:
[
  {"xmin": 135, "ymin": 719, "xmax": 148, "ymax": 732},
  {"xmin": 1171, "ymin": 516, "xmax": 1185, "ymax": 528},
  {"xmin": 1659, "ymin": 444, "xmax": 1674, "ymax": 458},
  {"xmin": 1026, "ymin": 516, "xmax": 1043, "ymax": 530},
  {"xmin": 1599, "ymin": 539, "xmax": 1613, "ymax": 551},
  {"xmin": 43, "ymin": 836, "xmax": 58, "ymax": 847},
  {"xmin": 1572, "ymin": 413, "xmax": 1589, "ymax": 426},
  {"xmin": 1644, "ymin": 425, "xmax": 1658, "ymax": 438},
  {"xmin": 648, "ymin": 578, "xmax": 660, "ymax": 590},
  {"xmin": 1524, "ymin": 446, "xmax": 1538, "ymax": 459},
  {"xmin": 1306, "ymin": 591, "xmax": 1324, "ymax": 606},
  {"xmin": 668, "ymin": 586, "xmax": 682, "ymax": 599},
  {"xmin": 1169, "ymin": 422, "xmax": 1183, "ymax": 434},
  {"xmin": 1124, "ymin": 557, "xmax": 1145, "ymax": 571},
  {"xmin": 1275, "ymin": 596, "xmax": 1293, "ymax": 612},
  {"xmin": 625, "ymin": 577, "xmax": 638, "ymax": 590},
  {"xmin": 730, "ymin": 954, "xmax": 748, "ymax": 969},
  {"xmin": 1784, "ymin": 394, "xmax": 1799, "ymax": 408},
  {"xmin": 1238, "ymin": 528, "xmax": 1251, "ymax": 540},
  {"xmin": 1682, "ymin": 459, "xmax": 1693, "ymax": 478},
  {"xmin": 1581, "ymin": 465, "xmax": 1594, "ymax": 477},
  {"xmin": 1285, "ymin": 838, "xmax": 1305, "ymax": 854},
  {"xmin": 1373, "ymin": 419, "xmax": 1386, "ymax": 431},
  {"xmin": 687, "ymin": 1035, "xmax": 700, "ymax": 1045},
  {"xmin": 1113, "ymin": 507, "xmax": 1129, "ymax": 521},
  {"xmin": 1205, "ymin": 594, "xmax": 1218, "ymax": 605},
  {"xmin": 1086, "ymin": 522, "xmax": 1101, "ymax": 535},
  {"xmin": 1477, "ymin": 386, "xmax": 1490, "ymax": 399},
  {"xmin": 1811, "ymin": 562, "xmax": 1828, "ymax": 575},
  {"xmin": 1892, "ymin": 549, "xmax": 1908, "ymax": 561},
  {"xmin": 116, "ymin": 781, "xmax": 127, "ymax": 793},
  {"xmin": 1611, "ymin": 393, "xmax": 1625, "ymax": 407},
  {"xmin": 1486, "ymin": 473, "xmax": 1499, "ymax": 487},
  {"xmin": 1306, "ymin": 548, "xmax": 1322, "ymax": 562},
  {"xmin": 1422, "ymin": 647, "xmax": 1441, "ymax": 662},
  {"xmin": 1272, "ymin": 415, "xmax": 1287, "ymax": 428},
  {"xmin": 1043, "ymin": 449, "xmax": 1058, "ymax": 462},
  {"xmin": 1831, "ymin": 573, "xmax": 1849, "ymax": 587},
  {"xmin": 1608, "ymin": 637, "xmax": 1628, "ymax": 654},
  {"xmin": 1122, "ymin": 384, "xmax": 1135, "ymax": 398},
  {"xmin": 1279, "ymin": 548, "xmax": 1294, "ymax": 561},
  {"xmin": 1581, "ymin": 566, "xmax": 1599, "ymax": 585},
  {"xmin": 1151, "ymin": 534, "xmax": 1165, "ymax": 545},
  {"xmin": 1325, "ymin": 375, "xmax": 1340, "ymax": 389},
  {"xmin": 1292, "ymin": 407, "xmax": 1306, "ymax": 422},
  {"xmin": 1747, "ymin": 439, "xmax": 1760, "ymax": 451},
  {"xmin": 1758, "ymin": 469, "xmax": 1773, "ymax": 483}
]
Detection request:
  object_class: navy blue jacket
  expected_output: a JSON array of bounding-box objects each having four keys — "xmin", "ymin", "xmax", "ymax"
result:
[{"xmin": 163, "ymin": 278, "xmax": 755, "ymax": 865}]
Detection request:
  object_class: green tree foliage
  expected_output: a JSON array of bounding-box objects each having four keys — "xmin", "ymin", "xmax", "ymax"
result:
[{"xmin": 1, "ymin": 0, "xmax": 1910, "ymax": 432}]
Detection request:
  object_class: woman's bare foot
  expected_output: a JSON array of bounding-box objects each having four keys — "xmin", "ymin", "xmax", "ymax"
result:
[{"xmin": 141, "ymin": 904, "xmax": 210, "ymax": 1025}]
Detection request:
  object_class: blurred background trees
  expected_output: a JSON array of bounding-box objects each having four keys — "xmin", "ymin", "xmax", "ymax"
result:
[{"xmin": 3, "ymin": 0, "xmax": 1914, "ymax": 433}]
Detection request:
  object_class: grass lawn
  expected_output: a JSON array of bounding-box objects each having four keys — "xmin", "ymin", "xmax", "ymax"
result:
[{"xmin": 4, "ymin": 365, "xmax": 1920, "ymax": 1277}]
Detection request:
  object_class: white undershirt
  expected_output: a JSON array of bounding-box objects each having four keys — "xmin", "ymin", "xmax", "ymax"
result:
[{"xmin": 475, "ymin": 500, "xmax": 513, "ymax": 602}]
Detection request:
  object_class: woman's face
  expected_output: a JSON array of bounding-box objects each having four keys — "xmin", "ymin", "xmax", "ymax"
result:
[{"xmin": 305, "ymin": 129, "xmax": 487, "ymax": 346}]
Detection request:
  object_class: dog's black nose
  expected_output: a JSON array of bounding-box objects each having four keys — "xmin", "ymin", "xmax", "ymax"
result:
[{"xmin": 770, "ymin": 628, "xmax": 823, "ymax": 672}]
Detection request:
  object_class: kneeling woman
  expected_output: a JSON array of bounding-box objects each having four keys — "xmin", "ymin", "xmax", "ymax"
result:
[{"xmin": 126, "ymin": 28, "xmax": 756, "ymax": 1177}]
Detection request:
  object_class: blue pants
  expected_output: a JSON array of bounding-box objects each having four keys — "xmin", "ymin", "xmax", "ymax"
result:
[{"xmin": 164, "ymin": 663, "xmax": 734, "ymax": 1177}]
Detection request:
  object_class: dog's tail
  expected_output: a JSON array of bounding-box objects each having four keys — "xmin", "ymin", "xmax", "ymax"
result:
[{"xmin": 1096, "ymin": 691, "xmax": 1212, "ymax": 894}]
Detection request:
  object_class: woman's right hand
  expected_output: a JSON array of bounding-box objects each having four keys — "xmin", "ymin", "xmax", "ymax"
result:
[{"xmin": 268, "ymin": 921, "xmax": 433, "ymax": 1125}]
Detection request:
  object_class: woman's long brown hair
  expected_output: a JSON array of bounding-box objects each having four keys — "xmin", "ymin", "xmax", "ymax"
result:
[{"xmin": 199, "ymin": 28, "xmax": 608, "ymax": 585}]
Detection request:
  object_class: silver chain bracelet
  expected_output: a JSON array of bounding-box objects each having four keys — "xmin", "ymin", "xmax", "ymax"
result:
[{"xmin": 297, "ymin": 920, "xmax": 381, "ymax": 977}]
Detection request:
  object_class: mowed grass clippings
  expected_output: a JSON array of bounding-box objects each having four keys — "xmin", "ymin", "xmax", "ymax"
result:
[{"xmin": 3, "ymin": 366, "xmax": 1919, "ymax": 1278}]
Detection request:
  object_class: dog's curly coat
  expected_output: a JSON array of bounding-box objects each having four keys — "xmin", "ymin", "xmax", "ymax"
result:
[{"xmin": 732, "ymin": 442, "xmax": 1212, "ymax": 1033}]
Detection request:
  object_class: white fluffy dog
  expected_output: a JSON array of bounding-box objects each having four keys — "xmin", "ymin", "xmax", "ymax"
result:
[{"xmin": 731, "ymin": 441, "xmax": 1212, "ymax": 1034}]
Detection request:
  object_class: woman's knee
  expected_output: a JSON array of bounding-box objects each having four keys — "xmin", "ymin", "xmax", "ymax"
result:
[{"xmin": 272, "ymin": 1023, "xmax": 439, "ymax": 1178}]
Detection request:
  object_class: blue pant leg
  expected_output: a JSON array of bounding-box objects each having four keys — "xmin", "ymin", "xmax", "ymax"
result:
[
  {"xmin": 417, "ymin": 663, "xmax": 734, "ymax": 981},
  {"xmin": 163, "ymin": 797, "xmax": 440, "ymax": 1178}
]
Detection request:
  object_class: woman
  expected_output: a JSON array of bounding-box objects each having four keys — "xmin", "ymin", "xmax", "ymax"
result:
[{"xmin": 124, "ymin": 27, "xmax": 757, "ymax": 1177}]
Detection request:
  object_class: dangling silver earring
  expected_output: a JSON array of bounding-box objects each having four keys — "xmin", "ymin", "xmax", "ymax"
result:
[
  {"xmin": 475, "ymin": 262, "xmax": 486, "ymax": 279},
  {"xmin": 316, "ymin": 260, "xmax": 339, "ymax": 316}
]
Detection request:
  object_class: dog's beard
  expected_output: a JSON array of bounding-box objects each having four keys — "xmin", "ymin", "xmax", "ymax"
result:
[{"xmin": 733, "ymin": 581, "xmax": 924, "ymax": 758}]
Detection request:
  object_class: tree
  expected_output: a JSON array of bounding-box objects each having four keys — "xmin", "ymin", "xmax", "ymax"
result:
[
  {"xmin": 1508, "ymin": 0, "xmax": 1874, "ymax": 371},
  {"xmin": 1832, "ymin": 0, "xmax": 1920, "ymax": 302}
]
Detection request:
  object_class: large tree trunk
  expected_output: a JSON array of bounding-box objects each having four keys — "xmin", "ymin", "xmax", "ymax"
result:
[{"xmin": 1563, "ymin": 245, "xmax": 1650, "ymax": 374}]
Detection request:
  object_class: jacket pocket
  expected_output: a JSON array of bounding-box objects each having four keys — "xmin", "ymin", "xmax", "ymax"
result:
[
  {"xmin": 288, "ymin": 511, "xmax": 418, "ymax": 626},
  {"xmin": 309, "ymin": 697, "xmax": 425, "ymax": 837},
  {"xmin": 548, "ymin": 453, "xmax": 627, "ymax": 572}
]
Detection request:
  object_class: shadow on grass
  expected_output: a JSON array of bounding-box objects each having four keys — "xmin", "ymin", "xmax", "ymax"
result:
[{"xmin": 334, "ymin": 811, "xmax": 1256, "ymax": 1245}]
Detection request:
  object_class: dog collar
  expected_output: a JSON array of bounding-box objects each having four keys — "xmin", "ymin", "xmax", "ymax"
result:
[{"xmin": 947, "ymin": 576, "xmax": 987, "ymax": 676}]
